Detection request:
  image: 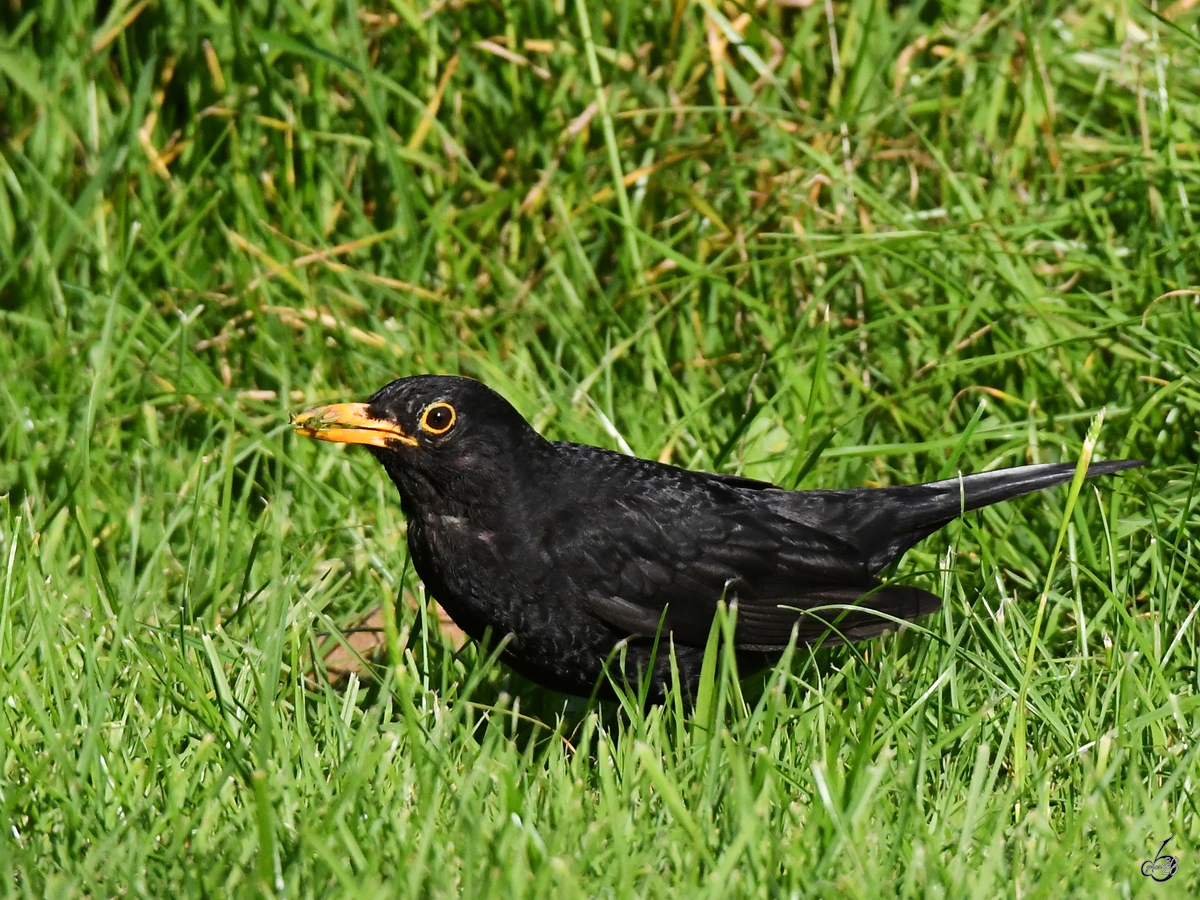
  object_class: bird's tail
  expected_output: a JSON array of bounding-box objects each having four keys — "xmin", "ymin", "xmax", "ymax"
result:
[
  {"xmin": 799, "ymin": 459, "xmax": 1143, "ymax": 575},
  {"xmin": 924, "ymin": 459, "xmax": 1141, "ymax": 512}
]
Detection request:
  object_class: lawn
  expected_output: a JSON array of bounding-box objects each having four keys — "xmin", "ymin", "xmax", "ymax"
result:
[{"xmin": 1, "ymin": 0, "xmax": 1198, "ymax": 896}]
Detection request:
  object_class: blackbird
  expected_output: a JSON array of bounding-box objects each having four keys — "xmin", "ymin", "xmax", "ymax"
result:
[{"xmin": 294, "ymin": 375, "xmax": 1141, "ymax": 701}]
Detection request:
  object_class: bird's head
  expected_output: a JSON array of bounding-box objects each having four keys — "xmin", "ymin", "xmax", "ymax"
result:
[{"xmin": 293, "ymin": 375, "xmax": 544, "ymax": 514}]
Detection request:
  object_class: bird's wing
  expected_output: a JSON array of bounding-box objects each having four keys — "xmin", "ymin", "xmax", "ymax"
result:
[{"xmin": 560, "ymin": 474, "xmax": 937, "ymax": 650}]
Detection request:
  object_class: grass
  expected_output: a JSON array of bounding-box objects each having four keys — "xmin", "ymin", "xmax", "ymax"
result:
[{"xmin": 1, "ymin": 0, "xmax": 1199, "ymax": 896}]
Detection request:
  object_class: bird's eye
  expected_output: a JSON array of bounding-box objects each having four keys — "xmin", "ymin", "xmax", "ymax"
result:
[{"xmin": 420, "ymin": 402, "xmax": 456, "ymax": 435}]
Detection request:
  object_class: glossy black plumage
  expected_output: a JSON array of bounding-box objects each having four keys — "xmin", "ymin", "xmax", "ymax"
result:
[{"xmin": 295, "ymin": 375, "xmax": 1142, "ymax": 701}]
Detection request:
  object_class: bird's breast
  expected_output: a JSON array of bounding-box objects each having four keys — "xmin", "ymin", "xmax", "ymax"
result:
[
  {"xmin": 431, "ymin": 514, "xmax": 498, "ymax": 546},
  {"xmin": 413, "ymin": 512, "xmax": 504, "ymax": 571},
  {"xmin": 408, "ymin": 510, "xmax": 536, "ymax": 604}
]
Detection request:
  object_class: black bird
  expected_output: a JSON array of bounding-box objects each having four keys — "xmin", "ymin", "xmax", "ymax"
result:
[{"xmin": 294, "ymin": 375, "xmax": 1141, "ymax": 701}]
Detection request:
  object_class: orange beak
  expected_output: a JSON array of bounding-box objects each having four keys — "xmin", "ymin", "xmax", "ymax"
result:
[{"xmin": 292, "ymin": 403, "xmax": 419, "ymax": 449}]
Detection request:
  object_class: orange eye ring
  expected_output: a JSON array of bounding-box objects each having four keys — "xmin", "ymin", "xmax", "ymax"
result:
[{"xmin": 420, "ymin": 401, "xmax": 456, "ymax": 435}]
